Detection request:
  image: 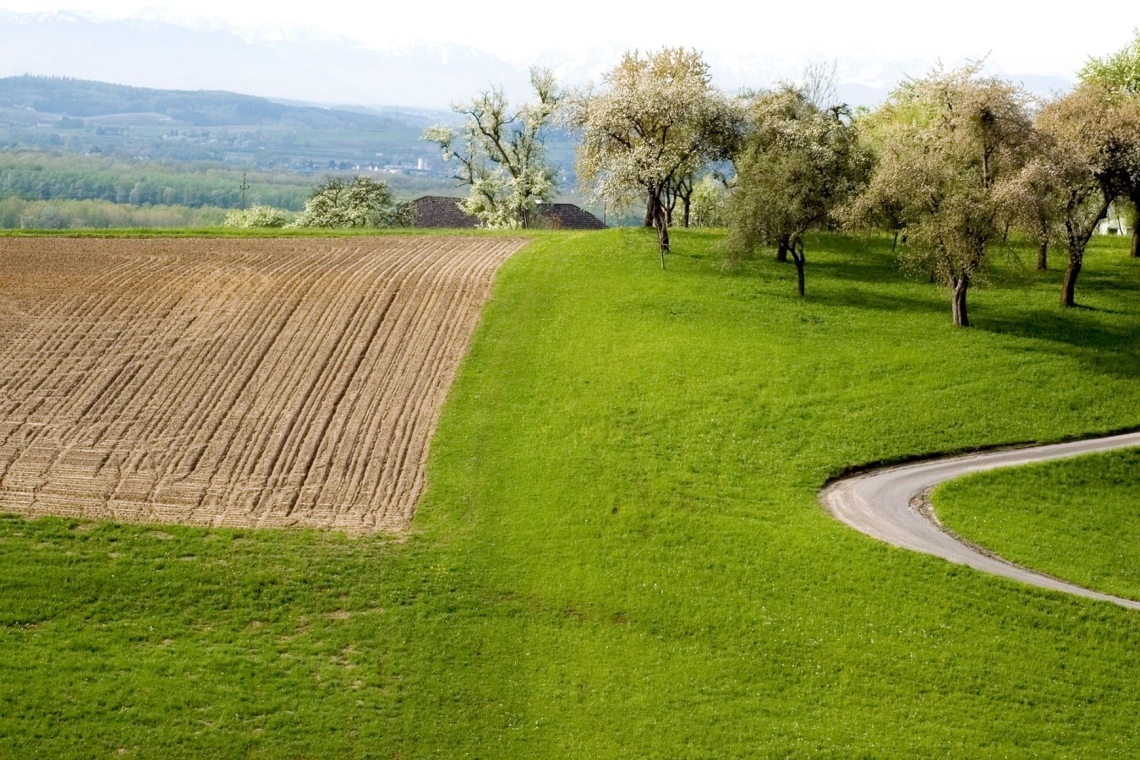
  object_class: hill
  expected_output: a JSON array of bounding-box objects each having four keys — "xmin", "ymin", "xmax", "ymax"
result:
[{"xmin": 0, "ymin": 75, "xmax": 402, "ymax": 130}]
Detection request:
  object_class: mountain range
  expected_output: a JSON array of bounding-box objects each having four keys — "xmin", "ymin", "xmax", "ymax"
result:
[
  {"xmin": 0, "ymin": 10, "xmax": 1071, "ymax": 110},
  {"xmin": 0, "ymin": 10, "xmax": 528, "ymax": 109}
]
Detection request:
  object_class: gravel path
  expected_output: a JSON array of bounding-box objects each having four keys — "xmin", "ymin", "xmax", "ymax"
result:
[{"xmin": 820, "ymin": 432, "xmax": 1140, "ymax": 611}]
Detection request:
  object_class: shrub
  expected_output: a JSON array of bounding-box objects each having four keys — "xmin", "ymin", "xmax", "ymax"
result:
[{"xmin": 222, "ymin": 205, "xmax": 294, "ymax": 228}]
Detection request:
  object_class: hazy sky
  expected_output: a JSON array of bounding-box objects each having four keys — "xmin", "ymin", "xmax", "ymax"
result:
[{"xmin": 4, "ymin": 0, "xmax": 1137, "ymax": 77}]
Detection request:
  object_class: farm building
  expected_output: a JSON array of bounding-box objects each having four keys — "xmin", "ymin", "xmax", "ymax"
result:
[{"xmin": 410, "ymin": 196, "xmax": 606, "ymax": 230}]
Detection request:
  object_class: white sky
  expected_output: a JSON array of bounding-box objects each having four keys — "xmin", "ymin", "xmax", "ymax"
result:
[{"xmin": 4, "ymin": 0, "xmax": 1137, "ymax": 78}]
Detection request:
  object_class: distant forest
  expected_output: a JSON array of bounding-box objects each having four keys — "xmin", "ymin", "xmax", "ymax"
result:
[{"xmin": 0, "ymin": 152, "xmax": 313, "ymax": 210}]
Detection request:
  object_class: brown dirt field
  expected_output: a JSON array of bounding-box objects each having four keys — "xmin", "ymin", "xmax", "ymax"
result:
[{"xmin": 0, "ymin": 236, "xmax": 525, "ymax": 532}]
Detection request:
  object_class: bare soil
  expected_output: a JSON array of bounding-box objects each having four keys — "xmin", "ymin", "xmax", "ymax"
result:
[{"xmin": 0, "ymin": 236, "xmax": 525, "ymax": 532}]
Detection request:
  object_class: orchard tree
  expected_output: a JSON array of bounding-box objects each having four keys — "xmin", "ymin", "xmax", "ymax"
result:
[
  {"xmin": 1028, "ymin": 86, "xmax": 1124, "ymax": 306},
  {"xmin": 687, "ymin": 174, "xmax": 728, "ymax": 227},
  {"xmin": 725, "ymin": 86, "xmax": 869, "ymax": 296},
  {"xmin": 291, "ymin": 176, "xmax": 411, "ymax": 228},
  {"xmin": 852, "ymin": 65, "xmax": 1033, "ymax": 326},
  {"xmin": 993, "ymin": 156, "xmax": 1064, "ymax": 270},
  {"xmin": 569, "ymin": 47, "xmax": 741, "ymax": 265},
  {"xmin": 423, "ymin": 68, "xmax": 560, "ymax": 229},
  {"xmin": 1080, "ymin": 29, "xmax": 1140, "ymax": 96},
  {"xmin": 1080, "ymin": 29, "xmax": 1140, "ymax": 257},
  {"xmin": 840, "ymin": 107, "xmax": 912, "ymax": 251}
]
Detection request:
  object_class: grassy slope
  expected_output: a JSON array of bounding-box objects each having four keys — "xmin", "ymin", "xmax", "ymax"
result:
[
  {"xmin": 934, "ymin": 448, "xmax": 1140, "ymax": 601},
  {"xmin": 2, "ymin": 229, "xmax": 1140, "ymax": 758}
]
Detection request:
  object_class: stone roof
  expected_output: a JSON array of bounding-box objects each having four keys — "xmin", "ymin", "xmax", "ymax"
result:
[
  {"xmin": 537, "ymin": 203, "xmax": 606, "ymax": 230},
  {"xmin": 409, "ymin": 196, "xmax": 477, "ymax": 228},
  {"xmin": 409, "ymin": 196, "xmax": 607, "ymax": 230}
]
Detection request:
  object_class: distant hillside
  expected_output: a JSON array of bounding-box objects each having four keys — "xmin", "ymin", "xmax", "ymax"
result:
[
  {"xmin": 0, "ymin": 11, "xmax": 528, "ymax": 109},
  {"xmin": 0, "ymin": 75, "xmax": 401, "ymax": 129}
]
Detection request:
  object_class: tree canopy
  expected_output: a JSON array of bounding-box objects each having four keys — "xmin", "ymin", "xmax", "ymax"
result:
[
  {"xmin": 726, "ymin": 85, "xmax": 869, "ymax": 295},
  {"xmin": 1079, "ymin": 30, "xmax": 1140, "ymax": 258},
  {"xmin": 569, "ymin": 47, "xmax": 741, "ymax": 264},
  {"xmin": 291, "ymin": 176, "xmax": 411, "ymax": 229},
  {"xmin": 423, "ymin": 68, "xmax": 560, "ymax": 229}
]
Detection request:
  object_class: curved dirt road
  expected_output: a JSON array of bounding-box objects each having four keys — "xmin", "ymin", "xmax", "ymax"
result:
[{"xmin": 820, "ymin": 432, "xmax": 1140, "ymax": 611}]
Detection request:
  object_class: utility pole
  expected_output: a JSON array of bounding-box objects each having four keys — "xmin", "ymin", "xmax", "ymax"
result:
[{"xmin": 239, "ymin": 172, "xmax": 250, "ymax": 210}]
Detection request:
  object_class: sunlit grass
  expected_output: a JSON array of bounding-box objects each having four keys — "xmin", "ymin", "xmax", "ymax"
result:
[
  {"xmin": 935, "ymin": 447, "xmax": 1140, "ymax": 601},
  {"xmin": 2, "ymin": 228, "xmax": 1139, "ymax": 757}
]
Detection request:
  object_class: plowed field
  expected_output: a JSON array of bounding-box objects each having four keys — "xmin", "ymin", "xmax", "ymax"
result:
[{"xmin": 0, "ymin": 236, "xmax": 524, "ymax": 532}]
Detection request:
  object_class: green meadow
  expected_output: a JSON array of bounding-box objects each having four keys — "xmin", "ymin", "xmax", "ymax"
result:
[{"xmin": 2, "ymin": 229, "xmax": 1139, "ymax": 757}]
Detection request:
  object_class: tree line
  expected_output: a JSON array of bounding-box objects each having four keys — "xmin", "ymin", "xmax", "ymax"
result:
[
  {"xmin": 422, "ymin": 36, "xmax": 1140, "ymax": 326},
  {"xmin": 0, "ymin": 152, "xmax": 313, "ymax": 211}
]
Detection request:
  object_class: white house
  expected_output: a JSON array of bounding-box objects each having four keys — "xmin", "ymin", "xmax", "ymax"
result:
[{"xmin": 1098, "ymin": 206, "xmax": 1133, "ymax": 236}]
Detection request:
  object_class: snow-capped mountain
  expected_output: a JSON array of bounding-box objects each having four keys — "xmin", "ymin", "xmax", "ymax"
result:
[{"xmin": 0, "ymin": 10, "xmax": 1070, "ymax": 110}]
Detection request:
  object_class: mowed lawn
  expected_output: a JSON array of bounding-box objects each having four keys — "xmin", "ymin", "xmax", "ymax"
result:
[
  {"xmin": 2, "ymin": 229, "xmax": 1140, "ymax": 758},
  {"xmin": 935, "ymin": 448, "xmax": 1140, "ymax": 602}
]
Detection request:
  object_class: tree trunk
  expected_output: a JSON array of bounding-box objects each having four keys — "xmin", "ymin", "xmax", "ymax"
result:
[
  {"xmin": 1037, "ymin": 241, "xmax": 1048, "ymax": 271},
  {"xmin": 654, "ymin": 199, "xmax": 670, "ymax": 267},
  {"xmin": 791, "ymin": 236, "xmax": 806, "ymax": 296},
  {"xmin": 683, "ymin": 196, "xmax": 691, "ymax": 228},
  {"xmin": 891, "ymin": 229, "xmax": 899, "ymax": 252},
  {"xmin": 1061, "ymin": 247, "xmax": 1083, "ymax": 307},
  {"xmin": 1130, "ymin": 194, "xmax": 1140, "ymax": 258},
  {"xmin": 951, "ymin": 276, "xmax": 969, "ymax": 327},
  {"xmin": 644, "ymin": 193, "xmax": 655, "ymax": 228},
  {"xmin": 776, "ymin": 235, "xmax": 789, "ymax": 263}
]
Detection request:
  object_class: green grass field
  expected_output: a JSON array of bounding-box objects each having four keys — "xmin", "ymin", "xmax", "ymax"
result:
[
  {"xmin": 2, "ymin": 229, "xmax": 1140, "ymax": 757},
  {"xmin": 934, "ymin": 448, "xmax": 1140, "ymax": 602}
]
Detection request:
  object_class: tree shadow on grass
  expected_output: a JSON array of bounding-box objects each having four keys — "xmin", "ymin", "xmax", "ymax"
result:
[
  {"xmin": 1070, "ymin": 268, "xmax": 1140, "ymax": 297},
  {"xmin": 808, "ymin": 257, "xmax": 904, "ymax": 287},
  {"xmin": 809, "ymin": 282, "xmax": 947, "ymax": 316},
  {"xmin": 975, "ymin": 308, "xmax": 1140, "ymax": 380}
]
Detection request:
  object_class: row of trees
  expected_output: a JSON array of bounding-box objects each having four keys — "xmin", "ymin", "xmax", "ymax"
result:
[
  {"xmin": 843, "ymin": 55, "xmax": 1140, "ymax": 324},
  {"xmin": 0, "ymin": 151, "xmax": 312, "ymax": 210},
  {"xmin": 424, "ymin": 36, "xmax": 1140, "ymax": 327},
  {"xmin": 1, "ymin": 196, "xmax": 226, "ymax": 229}
]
